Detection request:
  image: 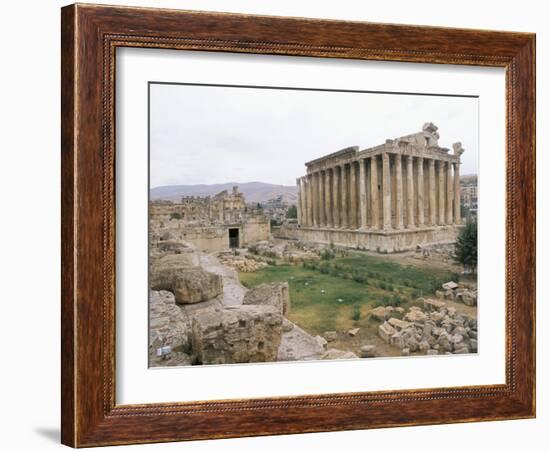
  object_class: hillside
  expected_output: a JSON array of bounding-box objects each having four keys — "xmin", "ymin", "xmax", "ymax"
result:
[{"xmin": 150, "ymin": 182, "xmax": 298, "ymax": 204}]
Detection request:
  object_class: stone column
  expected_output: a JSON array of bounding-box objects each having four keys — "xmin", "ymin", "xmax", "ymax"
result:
[
  {"xmin": 438, "ymin": 161, "xmax": 445, "ymax": 225},
  {"xmin": 429, "ymin": 159, "xmax": 436, "ymax": 225},
  {"xmin": 370, "ymin": 156, "xmax": 379, "ymax": 229},
  {"xmin": 325, "ymin": 169, "xmax": 332, "ymax": 227},
  {"xmin": 417, "ymin": 158, "xmax": 425, "ymax": 227},
  {"xmin": 382, "ymin": 153, "xmax": 392, "ymax": 230},
  {"xmin": 340, "ymin": 164, "xmax": 348, "ymax": 229},
  {"xmin": 359, "ymin": 158, "xmax": 368, "ymax": 229},
  {"xmin": 332, "ymin": 167, "xmax": 340, "ymax": 228},
  {"xmin": 312, "ymin": 172, "xmax": 319, "ymax": 227},
  {"xmin": 318, "ymin": 171, "xmax": 326, "ymax": 227},
  {"xmin": 304, "ymin": 174, "xmax": 312, "ymax": 226},
  {"xmin": 446, "ymin": 161, "xmax": 453, "ymax": 224},
  {"xmin": 395, "ymin": 154, "xmax": 404, "ymax": 229},
  {"xmin": 296, "ymin": 177, "xmax": 302, "ymax": 226},
  {"xmin": 454, "ymin": 162, "xmax": 461, "ymax": 224},
  {"xmin": 349, "ymin": 161, "xmax": 358, "ymax": 229},
  {"xmin": 406, "ymin": 155, "xmax": 415, "ymax": 228},
  {"xmin": 301, "ymin": 177, "xmax": 308, "ymax": 226}
]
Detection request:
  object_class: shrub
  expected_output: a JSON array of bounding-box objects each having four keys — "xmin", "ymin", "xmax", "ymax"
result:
[
  {"xmin": 352, "ymin": 272, "xmax": 367, "ymax": 284},
  {"xmin": 170, "ymin": 212, "xmax": 183, "ymax": 220},
  {"xmin": 320, "ymin": 249, "xmax": 335, "ymax": 260},
  {"xmin": 380, "ymin": 295, "xmax": 392, "ymax": 306},
  {"xmin": 351, "ymin": 305, "xmax": 361, "ymax": 321},
  {"xmin": 391, "ymin": 294, "xmax": 405, "ymax": 306},
  {"xmin": 453, "ymin": 218, "xmax": 478, "ymax": 274},
  {"xmin": 263, "ymin": 251, "xmax": 278, "ymax": 259}
]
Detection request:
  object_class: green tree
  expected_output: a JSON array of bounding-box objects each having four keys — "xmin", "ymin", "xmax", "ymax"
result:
[
  {"xmin": 453, "ymin": 219, "xmax": 478, "ymax": 274},
  {"xmin": 286, "ymin": 205, "xmax": 297, "ymax": 219}
]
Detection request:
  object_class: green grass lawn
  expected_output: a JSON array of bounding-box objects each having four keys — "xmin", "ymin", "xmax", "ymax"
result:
[{"xmin": 239, "ymin": 253, "xmax": 456, "ymax": 335}]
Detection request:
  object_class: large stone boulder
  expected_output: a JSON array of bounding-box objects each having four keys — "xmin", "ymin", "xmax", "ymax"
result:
[
  {"xmin": 242, "ymin": 282, "xmax": 290, "ymax": 315},
  {"xmin": 148, "ymin": 290, "xmax": 192, "ymax": 366},
  {"xmin": 151, "ymin": 256, "xmax": 223, "ymax": 305},
  {"xmin": 191, "ymin": 305, "xmax": 283, "ymax": 364}
]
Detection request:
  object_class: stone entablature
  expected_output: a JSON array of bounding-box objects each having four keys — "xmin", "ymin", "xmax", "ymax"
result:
[
  {"xmin": 151, "ymin": 185, "xmax": 247, "ymax": 224},
  {"xmin": 295, "ymin": 124, "xmax": 464, "ymax": 239}
]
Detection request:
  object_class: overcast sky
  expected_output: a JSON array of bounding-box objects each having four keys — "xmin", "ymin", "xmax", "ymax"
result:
[{"xmin": 150, "ymin": 83, "xmax": 478, "ymax": 188}]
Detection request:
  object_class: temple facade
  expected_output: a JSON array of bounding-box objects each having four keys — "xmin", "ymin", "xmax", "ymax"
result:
[{"xmin": 278, "ymin": 123, "xmax": 465, "ymax": 253}]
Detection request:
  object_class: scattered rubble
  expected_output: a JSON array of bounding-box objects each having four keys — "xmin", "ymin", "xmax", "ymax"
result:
[
  {"xmin": 436, "ymin": 281, "xmax": 478, "ymax": 306},
  {"xmin": 377, "ymin": 300, "xmax": 478, "ymax": 356}
]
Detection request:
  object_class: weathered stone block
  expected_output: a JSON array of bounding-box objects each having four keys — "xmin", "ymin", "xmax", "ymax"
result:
[
  {"xmin": 191, "ymin": 305, "xmax": 283, "ymax": 364},
  {"xmin": 442, "ymin": 281, "xmax": 459, "ymax": 290},
  {"xmin": 148, "ymin": 290, "xmax": 191, "ymax": 365},
  {"xmin": 388, "ymin": 317, "xmax": 411, "ymax": 331},
  {"xmin": 424, "ymin": 298, "xmax": 446, "ymax": 311},
  {"xmin": 243, "ymin": 282, "xmax": 290, "ymax": 315},
  {"xmin": 379, "ymin": 322, "xmax": 397, "ymax": 343},
  {"xmin": 360, "ymin": 344, "xmax": 376, "ymax": 358},
  {"xmin": 151, "ymin": 256, "xmax": 223, "ymax": 304}
]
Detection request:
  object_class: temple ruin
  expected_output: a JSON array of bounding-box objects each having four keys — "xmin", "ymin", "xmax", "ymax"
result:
[
  {"xmin": 278, "ymin": 123, "xmax": 465, "ymax": 252},
  {"xmin": 150, "ymin": 186, "xmax": 270, "ymax": 252}
]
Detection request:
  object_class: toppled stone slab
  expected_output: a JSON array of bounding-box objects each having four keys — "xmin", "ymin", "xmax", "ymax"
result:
[
  {"xmin": 323, "ymin": 331, "xmax": 337, "ymax": 342},
  {"xmin": 404, "ymin": 307, "xmax": 427, "ymax": 323},
  {"xmin": 423, "ymin": 298, "xmax": 446, "ymax": 311},
  {"xmin": 348, "ymin": 327, "xmax": 360, "ymax": 337},
  {"xmin": 388, "ymin": 318, "xmax": 411, "ymax": 331},
  {"xmin": 243, "ymin": 282, "xmax": 290, "ymax": 315},
  {"xmin": 191, "ymin": 305, "xmax": 283, "ymax": 364},
  {"xmin": 321, "ymin": 349, "xmax": 359, "ymax": 360},
  {"xmin": 379, "ymin": 322, "xmax": 397, "ymax": 343},
  {"xmin": 278, "ymin": 322, "xmax": 326, "ymax": 361},
  {"xmin": 442, "ymin": 281, "xmax": 459, "ymax": 290}
]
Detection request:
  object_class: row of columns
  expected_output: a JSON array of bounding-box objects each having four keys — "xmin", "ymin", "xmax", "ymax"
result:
[{"xmin": 296, "ymin": 153, "xmax": 461, "ymax": 231}]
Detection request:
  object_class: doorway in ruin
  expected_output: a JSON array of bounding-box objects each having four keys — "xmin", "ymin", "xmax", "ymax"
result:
[{"xmin": 228, "ymin": 228, "xmax": 239, "ymax": 249}]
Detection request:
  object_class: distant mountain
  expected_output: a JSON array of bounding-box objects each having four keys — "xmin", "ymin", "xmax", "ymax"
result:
[{"xmin": 150, "ymin": 182, "xmax": 298, "ymax": 204}]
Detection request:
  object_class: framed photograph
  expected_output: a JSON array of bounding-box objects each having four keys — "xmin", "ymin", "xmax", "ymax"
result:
[{"xmin": 61, "ymin": 3, "xmax": 535, "ymax": 447}]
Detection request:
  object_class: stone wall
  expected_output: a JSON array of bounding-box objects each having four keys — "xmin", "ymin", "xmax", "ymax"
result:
[{"xmin": 275, "ymin": 223, "xmax": 462, "ymax": 253}]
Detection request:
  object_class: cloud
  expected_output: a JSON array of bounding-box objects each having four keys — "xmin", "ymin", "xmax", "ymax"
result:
[{"xmin": 150, "ymin": 84, "xmax": 479, "ymax": 188}]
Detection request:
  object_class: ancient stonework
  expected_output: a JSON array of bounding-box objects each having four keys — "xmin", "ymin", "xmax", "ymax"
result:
[
  {"xmin": 150, "ymin": 186, "xmax": 270, "ymax": 253},
  {"xmin": 277, "ymin": 124, "xmax": 465, "ymax": 253},
  {"xmin": 151, "ymin": 258, "xmax": 223, "ymax": 305},
  {"xmin": 148, "ymin": 290, "xmax": 192, "ymax": 366},
  {"xmin": 242, "ymin": 282, "xmax": 290, "ymax": 316},
  {"xmin": 190, "ymin": 305, "xmax": 283, "ymax": 365}
]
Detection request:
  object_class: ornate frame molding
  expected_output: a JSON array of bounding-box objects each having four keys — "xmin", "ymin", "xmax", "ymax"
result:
[{"xmin": 61, "ymin": 4, "xmax": 535, "ymax": 447}]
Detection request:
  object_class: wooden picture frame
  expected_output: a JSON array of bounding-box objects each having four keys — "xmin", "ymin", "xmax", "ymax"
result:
[{"xmin": 61, "ymin": 3, "xmax": 535, "ymax": 447}]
